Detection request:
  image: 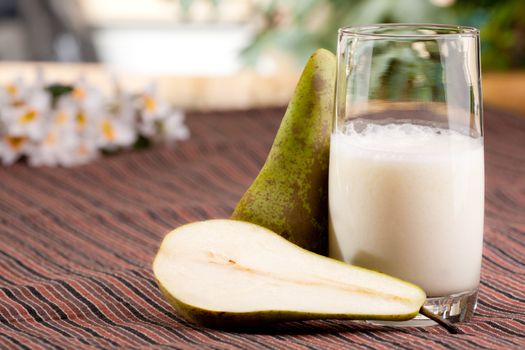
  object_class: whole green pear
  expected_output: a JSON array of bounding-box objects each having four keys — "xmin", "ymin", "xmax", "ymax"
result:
[{"xmin": 232, "ymin": 49, "xmax": 336, "ymax": 255}]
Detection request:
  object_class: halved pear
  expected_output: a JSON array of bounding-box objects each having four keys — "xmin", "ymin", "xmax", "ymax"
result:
[{"xmin": 153, "ymin": 220, "xmax": 426, "ymax": 329}]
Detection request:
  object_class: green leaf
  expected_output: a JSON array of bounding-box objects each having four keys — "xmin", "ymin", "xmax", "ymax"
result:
[{"xmin": 46, "ymin": 84, "xmax": 73, "ymax": 107}]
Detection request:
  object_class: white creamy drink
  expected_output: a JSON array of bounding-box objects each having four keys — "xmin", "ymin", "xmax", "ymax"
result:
[{"xmin": 329, "ymin": 122, "xmax": 484, "ymax": 297}]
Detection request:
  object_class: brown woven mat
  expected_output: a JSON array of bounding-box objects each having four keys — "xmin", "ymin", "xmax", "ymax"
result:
[{"xmin": 1, "ymin": 107, "xmax": 524, "ymax": 349}]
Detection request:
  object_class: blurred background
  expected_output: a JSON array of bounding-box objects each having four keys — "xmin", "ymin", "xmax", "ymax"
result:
[{"xmin": 0, "ymin": 0, "xmax": 523, "ymax": 112}]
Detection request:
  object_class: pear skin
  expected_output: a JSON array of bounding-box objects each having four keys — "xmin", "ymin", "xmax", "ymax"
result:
[{"xmin": 231, "ymin": 49, "xmax": 336, "ymax": 255}]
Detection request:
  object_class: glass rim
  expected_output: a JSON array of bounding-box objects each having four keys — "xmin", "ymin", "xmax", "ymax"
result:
[{"xmin": 339, "ymin": 23, "xmax": 479, "ymax": 39}]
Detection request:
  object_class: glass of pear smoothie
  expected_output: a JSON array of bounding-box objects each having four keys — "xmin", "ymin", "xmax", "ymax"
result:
[{"xmin": 329, "ymin": 24, "xmax": 484, "ymax": 325}]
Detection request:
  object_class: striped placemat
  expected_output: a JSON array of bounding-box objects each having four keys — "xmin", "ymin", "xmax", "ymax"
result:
[{"xmin": 1, "ymin": 108, "xmax": 524, "ymax": 349}]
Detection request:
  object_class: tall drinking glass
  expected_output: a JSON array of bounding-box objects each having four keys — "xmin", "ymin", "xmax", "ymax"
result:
[{"xmin": 330, "ymin": 24, "xmax": 484, "ymax": 325}]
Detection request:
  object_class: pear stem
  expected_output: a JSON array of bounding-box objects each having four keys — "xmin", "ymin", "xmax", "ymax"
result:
[{"xmin": 419, "ymin": 307, "xmax": 462, "ymax": 334}]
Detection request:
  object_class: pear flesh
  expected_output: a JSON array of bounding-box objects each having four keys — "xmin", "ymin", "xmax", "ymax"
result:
[
  {"xmin": 153, "ymin": 220, "xmax": 426, "ymax": 328},
  {"xmin": 231, "ymin": 49, "xmax": 336, "ymax": 255}
]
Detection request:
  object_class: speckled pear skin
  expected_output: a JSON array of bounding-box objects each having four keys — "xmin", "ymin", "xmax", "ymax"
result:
[{"xmin": 231, "ymin": 49, "xmax": 336, "ymax": 255}]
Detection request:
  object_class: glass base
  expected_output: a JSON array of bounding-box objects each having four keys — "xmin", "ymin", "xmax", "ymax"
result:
[{"xmin": 368, "ymin": 288, "xmax": 478, "ymax": 328}]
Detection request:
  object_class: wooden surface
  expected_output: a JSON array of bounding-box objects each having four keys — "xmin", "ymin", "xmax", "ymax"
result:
[{"xmin": 0, "ymin": 107, "xmax": 524, "ymax": 349}]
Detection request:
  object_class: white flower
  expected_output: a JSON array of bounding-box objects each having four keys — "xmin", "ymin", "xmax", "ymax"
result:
[
  {"xmin": 113, "ymin": 92, "xmax": 136, "ymax": 124},
  {"xmin": 162, "ymin": 110, "xmax": 190, "ymax": 143},
  {"xmin": 138, "ymin": 83, "xmax": 170, "ymax": 120},
  {"xmin": 0, "ymin": 135, "xmax": 29, "ymax": 165},
  {"xmin": 27, "ymin": 123, "xmax": 99, "ymax": 167},
  {"xmin": 136, "ymin": 83, "xmax": 172, "ymax": 138},
  {"xmin": 1, "ymin": 71, "xmax": 46, "ymax": 106},
  {"xmin": 68, "ymin": 141, "xmax": 99, "ymax": 167},
  {"xmin": 26, "ymin": 104, "xmax": 81, "ymax": 167},
  {"xmin": 0, "ymin": 73, "xmax": 190, "ymax": 167},
  {"xmin": 0, "ymin": 76, "xmax": 26, "ymax": 105},
  {"xmin": 135, "ymin": 82, "xmax": 190, "ymax": 144},
  {"xmin": 27, "ymin": 126, "xmax": 76, "ymax": 167},
  {"xmin": 55, "ymin": 95, "xmax": 97, "ymax": 135},
  {"xmin": 1, "ymin": 89, "xmax": 50, "ymax": 140},
  {"xmin": 66, "ymin": 78, "xmax": 106, "ymax": 138},
  {"xmin": 70, "ymin": 77, "xmax": 104, "ymax": 113},
  {"xmin": 96, "ymin": 117, "xmax": 136, "ymax": 149},
  {"xmin": 53, "ymin": 97, "xmax": 78, "ymax": 130},
  {"xmin": 138, "ymin": 119, "xmax": 157, "ymax": 138}
]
